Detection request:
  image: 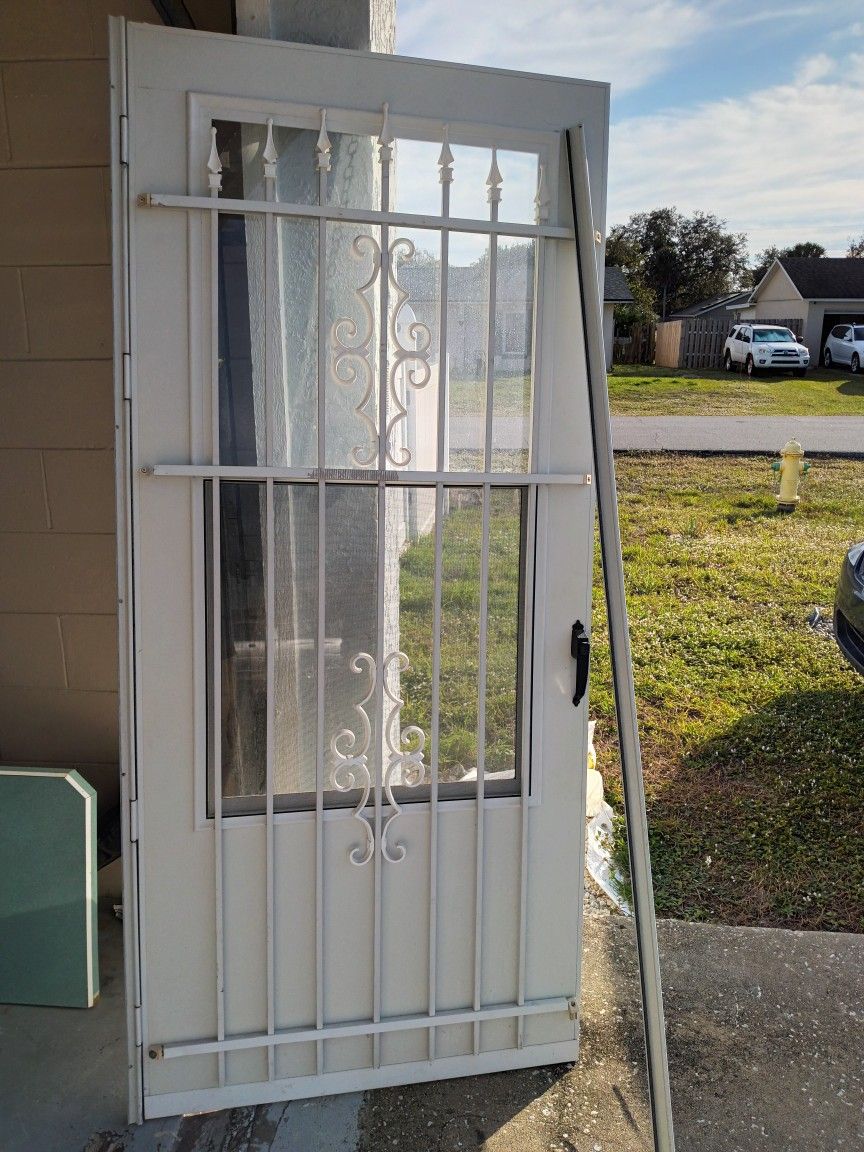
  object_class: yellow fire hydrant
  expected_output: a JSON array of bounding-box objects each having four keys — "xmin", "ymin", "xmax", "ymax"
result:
[{"xmin": 771, "ymin": 439, "xmax": 811, "ymax": 512}]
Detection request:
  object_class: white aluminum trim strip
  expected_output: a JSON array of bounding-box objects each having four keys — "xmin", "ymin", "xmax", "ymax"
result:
[
  {"xmin": 314, "ymin": 168, "xmax": 327, "ymax": 1078},
  {"xmin": 144, "ymin": 1038, "xmax": 581, "ymax": 1120},
  {"xmin": 428, "ymin": 483, "xmax": 444, "ymax": 1062},
  {"xmin": 473, "ymin": 482, "xmax": 492, "ymax": 1055},
  {"xmin": 148, "ymin": 465, "xmax": 591, "ymax": 486},
  {"xmin": 265, "ymin": 477, "xmax": 276, "ymax": 1080},
  {"xmin": 141, "ymin": 193, "xmax": 573, "ymax": 241},
  {"xmin": 159, "ymin": 995, "xmax": 571, "ymax": 1058}
]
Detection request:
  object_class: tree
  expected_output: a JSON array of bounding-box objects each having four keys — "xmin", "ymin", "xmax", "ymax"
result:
[
  {"xmin": 750, "ymin": 241, "xmax": 826, "ymax": 285},
  {"xmin": 606, "ymin": 207, "xmax": 748, "ymax": 319},
  {"xmin": 847, "ymin": 235, "xmax": 864, "ymax": 258}
]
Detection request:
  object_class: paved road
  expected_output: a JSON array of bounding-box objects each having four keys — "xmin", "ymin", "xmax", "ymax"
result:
[
  {"xmin": 453, "ymin": 414, "xmax": 864, "ymax": 456},
  {"xmin": 612, "ymin": 415, "xmax": 864, "ymax": 456}
]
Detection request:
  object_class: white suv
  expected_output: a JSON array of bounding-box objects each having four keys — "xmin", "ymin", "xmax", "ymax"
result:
[
  {"xmin": 823, "ymin": 324, "xmax": 864, "ymax": 373},
  {"xmin": 723, "ymin": 324, "xmax": 810, "ymax": 377}
]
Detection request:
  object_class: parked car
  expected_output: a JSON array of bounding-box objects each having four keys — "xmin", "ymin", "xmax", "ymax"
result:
[
  {"xmin": 835, "ymin": 541, "xmax": 864, "ymax": 677},
  {"xmin": 823, "ymin": 324, "xmax": 864, "ymax": 373},
  {"xmin": 723, "ymin": 324, "xmax": 810, "ymax": 376}
]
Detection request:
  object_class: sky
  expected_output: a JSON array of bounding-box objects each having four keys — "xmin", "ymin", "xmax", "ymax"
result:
[{"xmin": 395, "ymin": 0, "xmax": 864, "ymax": 259}]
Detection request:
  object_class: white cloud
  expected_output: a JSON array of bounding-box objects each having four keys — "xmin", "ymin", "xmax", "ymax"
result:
[
  {"xmin": 795, "ymin": 53, "xmax": 833, "ymax": 84},
  {"xmin": 608, "ymin": 54, "xmax": 864, "ymax": 255},
  {"xmin": 398, "ymin": 0, "xmax": 715, "ymax": 94}
]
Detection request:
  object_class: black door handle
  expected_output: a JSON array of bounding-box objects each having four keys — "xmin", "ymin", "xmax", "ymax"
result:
[{"xmin": 571, "ymin": 620, "xmax": 590, "ymax": 707}]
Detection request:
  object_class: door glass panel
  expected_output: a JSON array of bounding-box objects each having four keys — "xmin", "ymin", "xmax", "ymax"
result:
[
  {"xmin": 217, "ymin": 214, "xmax": 318, "ymax": 467},
  {"xmin": 493, "ymin": 238, "xmax": 535, "ymax": 473},
  {"xmin": 215, "ymin": 480, "xmax": 267, "ymax": 800},
  {"xmin": 208, "ymin": 481, "xmax": 525, "ymax": 813},
  {"xmin": 387, "ymin": 228, "xmax": 441, "ymax": 472},
  {"xmin": 214, "ymin": 120, "xmax": 320, "ymax": 204},
  {"xmin": 325, "ymin": 222, "xmax": 382, "ymax": 469},
  {"xmin": 275, "ymin": 217, "xmax": 318, "ymax": 467},
  {"xmin": 484, "ymin": 486, "xmax": 524, "ymax": 780},
  {"xmin": 323, "ymin": 484, "xmax": 380, "ymax": 797},
  {"xmin": 447, "ymin": 233, "xmax": 490, "ymax": 472},
  {"xmin": 274, "ymin": 484, "xmax": 320, "ymax": 794},
  {"xmin": 218, "ymin": 214, "xmax": 264, "ymax": 466}
]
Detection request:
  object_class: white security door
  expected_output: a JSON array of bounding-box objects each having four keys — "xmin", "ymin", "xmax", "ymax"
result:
[{"xmin": 112, "ymin": 19, "xmax": 608, "ymax": 1120}]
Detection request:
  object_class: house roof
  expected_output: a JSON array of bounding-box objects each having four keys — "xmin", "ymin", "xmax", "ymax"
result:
[
  {"xmin": 765, "ymin": 258, "xmax": 864, "ymax": 301},
  {"xmin": 603, "ymin": 266, "xmax": 633, "ymax": 303},
  {"xmin": 669, "ymin": 289, "xmax": 751, "ymax": 317}
]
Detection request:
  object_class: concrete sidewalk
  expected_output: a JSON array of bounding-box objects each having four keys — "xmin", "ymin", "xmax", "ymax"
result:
[
  {"xmin": 3, "ymin": 911, "xmax": 862, "ymax": 1151},
  {"xmin": 611, "ymin": 415, "xmax": 864, "ymax": 456}
]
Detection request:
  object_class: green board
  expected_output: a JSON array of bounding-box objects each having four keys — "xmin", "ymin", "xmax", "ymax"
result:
[{"xmin": 0, "ymin": 768, "xmax": 99, "ymax": 1007}]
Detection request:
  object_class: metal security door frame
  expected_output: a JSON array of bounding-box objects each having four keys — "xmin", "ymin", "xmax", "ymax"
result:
[{"xmin": 113, "ymin": 20, "xmax": 609, "ymax": 1123}]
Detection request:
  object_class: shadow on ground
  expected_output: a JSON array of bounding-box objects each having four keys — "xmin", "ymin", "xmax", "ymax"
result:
[{"xmin": 643, "ymin": 685, "xmax": 864, "ymax": 931}]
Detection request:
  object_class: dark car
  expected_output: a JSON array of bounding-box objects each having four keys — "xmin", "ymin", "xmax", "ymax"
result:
[{"xmin": 835, "ymin": 541, "xmax": 864, "ymax": 676}]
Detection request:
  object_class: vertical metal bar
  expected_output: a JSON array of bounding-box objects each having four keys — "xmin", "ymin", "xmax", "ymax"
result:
[
  {"xmin": 515, "ymin": 485, "xmax": 535, "ymax": 1049},
  {"xmin": 265, "ymin": 212, "xmax": 275, "ymax": 466},
  {"xmin": 209, "ymin": 193, "xmax": 226, "ymax": 1089},
  {"xmin": 314, "ymin": 166, "xmax": 328, "ymax": 1078},
  {"xmin": 264, "ymin": 478, "xmax": 275, "ymax": 1080},
  {"xmin": 436, "ymin": 175, "xmax": 451, "ymax": 475},
  {"xmin": 473, "ymin": 482, "xmax": 491, "ymax": 1055},
  {"xmin": 263, "ymin": 153, "xmax": 278, "ymax": 1083},
  {"xmin": 484, "ymin": 211, "xmax": 498, "ymax": 474},
  {"xmin": 373, "ymin": 136, "xmax": 392, "ymax": 1069},
  {"xmin": 566, "ymin": 125, "xmax": 676, "ymax": 1152},
  {"xmin": 427, "ymin": 481, "xmax": 444, "ymax": 1061},
  {"xmin": 518, "ymin": 224, "xmax": 545, "ymax": 1048},
  {"xmin": 427, "ymin": 135, "xmax": 451, "ymax": 1063}
]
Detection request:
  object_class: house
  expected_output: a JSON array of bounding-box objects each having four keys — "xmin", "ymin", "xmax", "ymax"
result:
[
  {"xmin": 602, "ymin": 265, "xmax": 633, "ymax": 369},
  {"xmin": 740, "ymin": 257, "xmax": 864, "ymax": 361},
  {"xmin": 668, "ymin": 289, "xmax": 751, "ymax": 322}
]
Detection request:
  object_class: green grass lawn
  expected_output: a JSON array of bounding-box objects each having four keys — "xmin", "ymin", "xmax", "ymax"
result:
[
  {"xmin": 592, "ymin": 455, "xmax": 864, "ymax": 931},
  {"xmin": 608, "ymin": 363, "xmax": 864, "ymax": 416},
  {"xmin": 399, "ymin": 454, "xmax": 864, "ymax": 932}
]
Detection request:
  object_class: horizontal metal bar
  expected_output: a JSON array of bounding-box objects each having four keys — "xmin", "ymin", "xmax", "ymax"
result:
[
  {"xmin": 139, "ymin": 192, "xmax": 574, "ymax": 240},
  {"xmin": 146, "ymin": 464, "xmax": 591, "ymax": 486},
  {"xmin": 158, "ymin": 995, "xmax": 570, "ymax": 1060}
]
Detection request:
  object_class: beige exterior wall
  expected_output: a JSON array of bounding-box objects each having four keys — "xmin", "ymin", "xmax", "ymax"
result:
[{"xmin": 0, "ymin": 0, "xmax": 164, "ymax": 808}]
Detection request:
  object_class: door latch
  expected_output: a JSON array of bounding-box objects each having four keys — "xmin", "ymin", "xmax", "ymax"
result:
[{"xmin": 571, "ymin": 621, "xmax": 590, "ymax": 707}]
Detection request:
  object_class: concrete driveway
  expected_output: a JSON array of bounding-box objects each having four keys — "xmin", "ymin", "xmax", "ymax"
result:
[
  {"xmin": 611, "ymin": 416, "xmax": 864, "ymax": 456},
  {"xmin": 4, "ymin": 908, "xmax": 862, "ymax": 1152}
]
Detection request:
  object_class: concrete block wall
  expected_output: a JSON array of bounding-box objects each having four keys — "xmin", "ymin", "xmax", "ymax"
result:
[{"xmin": 0, "ymin": 0, "xmax": 164, "ymax": 807}]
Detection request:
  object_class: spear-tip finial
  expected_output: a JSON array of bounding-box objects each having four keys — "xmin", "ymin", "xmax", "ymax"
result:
[
  {"xmin": 534, "ymin": 162, "xmax": 549, "ymax": 223},
  {"xmin": 263, "ymin": 118, "xmax": 278, "ymax": 181},
  {"xmin": 486, "ymin": 146, "xmax": 502, "ymax": 204},
  {"xmin": 207, "ymin": 125, "xmax": 222, "ymax": 193},
  {"xmin": 316, "ymin": 108, "xmax": 332, "ymax": 172},
  {"xmin": 438, "ymin": 124, "xmax": 454, "ymax": 184},
  {"xmin": 378, "ymin": 102, "xmax": 394, "ymax": 151}
]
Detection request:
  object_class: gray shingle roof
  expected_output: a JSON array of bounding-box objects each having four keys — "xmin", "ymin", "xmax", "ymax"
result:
[
  {"xmin": 776, "ymin": 257, "xmax": 864, "ymax": 300},
  {"xmin": 603, "ymin": 265, "xmax": 634, "ymax": 303}
]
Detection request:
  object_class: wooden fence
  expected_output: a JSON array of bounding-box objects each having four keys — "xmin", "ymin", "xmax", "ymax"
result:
[
  {"xmin": 654, "ymin": 316, "xmax": 804, "ymax": 371},
  {"xmin": 612, "ymin": 323, "xmax": 656, "ymax": 365}
]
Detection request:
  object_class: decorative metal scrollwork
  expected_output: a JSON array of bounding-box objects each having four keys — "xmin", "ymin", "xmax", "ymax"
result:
[
  {"xmin": 329, "ymin": 650, "xmax": 426, "ymax": 865},
  {"xmin": 330, "ymin": 235, "xmax": 382, "ymax": 468},
  {"xmin": 381, "ymin": 651, "xmax": 426, "ymax": 863},
  {"xmin": 329, "ymin": 652, "xmax": 376, "ymax": 866},
  {"xmin": 330, "ymin": 235, "xmax": 432, "ymax": 469},
  {"xmin": 385, "ymin": 238, "xmax": 432, "ymax": 467}
]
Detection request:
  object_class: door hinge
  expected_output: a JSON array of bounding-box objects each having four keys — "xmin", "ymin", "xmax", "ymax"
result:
[
  {"xmin": 129, "ymin": 798, "xmax": 139, "ymax": 843},
  {"xmin": 119, "ymin": 114, "xmax": 129, "ymax": 166},
  {"xmin": 134, "ymin": 1004, "xmax": 143, "ymax": 1046},
  {"xmin": 567, "ymin": 996, "xmax": 579, "ymax": 1021}
]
